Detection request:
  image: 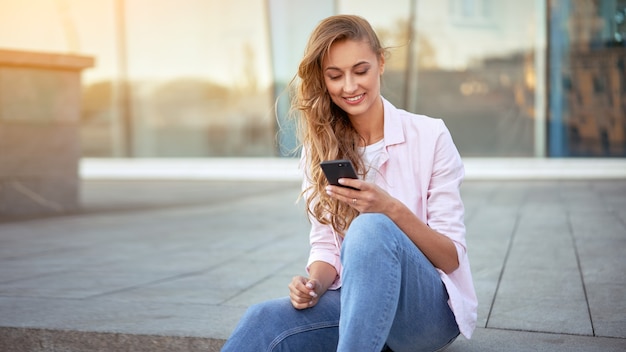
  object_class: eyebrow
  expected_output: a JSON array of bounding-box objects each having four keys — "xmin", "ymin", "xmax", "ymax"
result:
[{"xmin": 324, "ymin": 61, "xmax": 371, "ymax": 72}]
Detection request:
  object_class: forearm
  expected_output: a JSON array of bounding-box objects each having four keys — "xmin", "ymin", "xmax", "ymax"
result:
[
  {"xmin": 386, "ymin": 200, "xmax": 459, "ymax": 274},
  {"xmin": 308, "ymin": 260, "xmax": 339, "ymax": 294}
]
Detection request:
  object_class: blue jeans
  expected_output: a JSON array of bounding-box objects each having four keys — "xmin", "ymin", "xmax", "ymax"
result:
[{"xmin": 221, "ymin": 213, "xmax": 459, "ymax": 352}]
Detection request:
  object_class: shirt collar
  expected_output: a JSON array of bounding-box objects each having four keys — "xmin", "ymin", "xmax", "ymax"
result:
[{"xmin": 382, "ymin": 96, "xmax": 405, "ymax": 147}]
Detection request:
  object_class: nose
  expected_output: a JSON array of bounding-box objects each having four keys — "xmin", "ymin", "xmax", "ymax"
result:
[{"xmin": 343, "ymin": 74, "xmax": 358, "ymax": 94}]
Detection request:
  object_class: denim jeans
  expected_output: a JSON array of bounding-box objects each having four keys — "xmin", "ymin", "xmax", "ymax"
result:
[{"xmin": 221, "ymin": 213, "xmax": 460, "ymax": 352}]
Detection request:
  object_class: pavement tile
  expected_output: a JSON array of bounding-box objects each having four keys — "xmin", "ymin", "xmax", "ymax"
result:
[
  {"xmin": 465, "ymin": 207, "xmax": 518, "ymax": 327},
  {"xmin": 447, "ymin": 327, "xmax": 626, "ymax": 352},
  {"xmin": 495, "ymin": 267, "xmax": 585, "ymax": 298},
  {"xmin": 0, "ymin": 296, "xmax": 244, "ymax": 340},
  {"xmin": 222, "ymin": 273, "xmax": 296, "ymax": 307},
  {"xmin": 577, "ymin": 238, "xmax": 626, "ymax": 284},
  {"xmin": 569, "ymin": 215, "xmax": 625, "ymax": 242},
  {"xmin": 0, "ymin": 270, "xmax": 176, "ymax": 300},
  {"xmin": 488, "ymin": 296, "xmax": 593, "ymax": 335},
  {"xmin": 1, "ymin": 179, "xmax": 626, "ymax": 351},
  {"xmin": 585, "ymin": 282, "xmax": 626, "ymax": 338}
]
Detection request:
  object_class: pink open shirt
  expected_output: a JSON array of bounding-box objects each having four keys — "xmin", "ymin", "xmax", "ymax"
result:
[{"xmin": 301, "ymin": 97, "xmax": 478, "ymax": 339}]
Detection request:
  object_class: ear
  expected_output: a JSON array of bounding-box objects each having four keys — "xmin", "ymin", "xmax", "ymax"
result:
[{"xmin": 379, "ymin": 53, "xmax": 385, "ymax": 75}]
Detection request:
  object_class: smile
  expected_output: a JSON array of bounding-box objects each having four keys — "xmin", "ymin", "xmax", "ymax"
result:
[{"xmin": 344, "ymin": 94, "xmax": 364, "ymax": 103}]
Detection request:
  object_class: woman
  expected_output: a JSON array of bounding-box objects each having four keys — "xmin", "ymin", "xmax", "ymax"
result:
[{"xmin": 222, "ymin": 14, "xmax": 477, "ymax": 352}]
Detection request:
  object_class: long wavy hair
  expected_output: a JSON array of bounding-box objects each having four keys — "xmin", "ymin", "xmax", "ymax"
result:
[{"xmin": 289, "ymin": 15, "xmax": 387, "ymax": 236}]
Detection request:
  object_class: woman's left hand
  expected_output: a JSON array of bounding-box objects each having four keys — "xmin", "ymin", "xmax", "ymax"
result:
[{"xmin": 325, "ymin": 178, "xmax": 394, "ymax": 213}]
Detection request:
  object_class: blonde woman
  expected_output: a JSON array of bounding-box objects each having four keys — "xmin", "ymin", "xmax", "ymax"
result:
[{"xmin": 222, "ymin": 15, "xmax": 476, "ymax": 352}]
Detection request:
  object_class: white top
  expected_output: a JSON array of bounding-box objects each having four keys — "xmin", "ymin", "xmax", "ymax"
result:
[{"xmin": 360, "ymin": 138, "xmax": 385, "ymax": 183}]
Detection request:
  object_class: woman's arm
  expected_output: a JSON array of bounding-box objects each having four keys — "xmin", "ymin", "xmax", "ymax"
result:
[
  {"xmin": 329, "ymin": 179, "xmax": 459, "ymax": 274},
  {"xmin": 308, "ymin": 260, "xmax": 339, "ymax": 293},
  {"xmin": 385, "ymin": 198, "xmax": 459, "ymax": 273},
  {"xmin": 289, "ymin": 261, "xmax": 338, "ymax": 309}
]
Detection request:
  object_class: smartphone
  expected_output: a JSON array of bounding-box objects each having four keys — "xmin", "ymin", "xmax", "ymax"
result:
[{"xmin": 320, "ymin": 159, "xmax": 359, "ymax": 190}]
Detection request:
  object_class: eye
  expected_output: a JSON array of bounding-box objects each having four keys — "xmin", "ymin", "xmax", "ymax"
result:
[
  {"xmin": 328, "ymin": 75, "xmax": 341, "ymax": 80},
  {"xmin": 356, "ymin": 69, "xmax": 369, "ymax": 75}
]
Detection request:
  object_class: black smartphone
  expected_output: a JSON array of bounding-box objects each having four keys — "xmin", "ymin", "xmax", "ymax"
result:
[{"xmin": 320, "ymin": 159, "xmax": 359, "ymax": 190}]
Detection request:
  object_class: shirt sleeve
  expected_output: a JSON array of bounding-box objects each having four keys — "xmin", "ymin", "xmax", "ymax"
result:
[
  {"xmin": 299, "ymin": 151, "xmax": 342, "ymax": 289},
  {"xmin": 426, "ymin": 120, "xmax": 467, "ymax": 259}
]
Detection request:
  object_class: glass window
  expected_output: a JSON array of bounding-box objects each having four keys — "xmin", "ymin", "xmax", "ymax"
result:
[
  {"xmin": 123, "ymin": 0, "xmax": 274, "ymax": 157},
  {"xmin": 549, "ymin": 0, "xmax": 626, "ymax": 157},
  {"xmin": 335, "ymin": 1, "xmax": 543, "ymax": 157},
  {"xmin": 413, "ymin": 1, "xmax": 541, "ymax": 157},
  {"xmin": 0, "ymin": 0, "xmax": 275, "ymax": 157},
  {"xmin": 5, "ymin": 1, "xmax": 621, "ymax": 159}
]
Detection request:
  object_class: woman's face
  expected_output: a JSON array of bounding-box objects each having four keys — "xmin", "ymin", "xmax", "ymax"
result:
[{"xmin": 322, "ymin": 39, "xmax": 384, "ymax": 120}]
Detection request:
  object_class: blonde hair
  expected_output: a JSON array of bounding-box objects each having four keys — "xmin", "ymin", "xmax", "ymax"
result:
[{"xmin": 289, "ymin": 15, "xmax": 386, "ymax": 236}]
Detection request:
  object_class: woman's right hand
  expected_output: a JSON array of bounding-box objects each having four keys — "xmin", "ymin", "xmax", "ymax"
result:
[{"xmin": 288, "ymin": 276, "xmax": 320, "ymax": 309}]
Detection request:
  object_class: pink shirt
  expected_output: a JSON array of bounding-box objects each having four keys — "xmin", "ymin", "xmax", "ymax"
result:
[{"xmin": 302, "ymin": 97, "xmax": 478, "ymax": 339}]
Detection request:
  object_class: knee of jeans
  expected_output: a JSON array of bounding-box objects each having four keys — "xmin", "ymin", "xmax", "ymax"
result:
[
  {"xmin": 343, "ymin": 213, "xmax": 394, "ymax": 250},
  {"xmin": 244, "ymin": 300, "xmax": 278, "ymax": 322},
  {"xmin": 346, "ymin": 213, "xmax": 392, "ymax": 236}
]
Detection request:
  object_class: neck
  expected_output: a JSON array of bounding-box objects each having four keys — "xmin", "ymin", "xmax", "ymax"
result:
[{"xmin": 350, "ymin": 97, "xmax": 384, "ymax": 146}]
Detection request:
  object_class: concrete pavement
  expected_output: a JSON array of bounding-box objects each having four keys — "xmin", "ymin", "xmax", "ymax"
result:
[{"xmin": 0, "ymin": 178, "xmax": 625, "ymax": 351}]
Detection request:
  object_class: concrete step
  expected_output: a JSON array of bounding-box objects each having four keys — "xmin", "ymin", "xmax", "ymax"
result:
[{"xmin": 0, "ymin": 327, "xmax": 224, "ymax": 352}]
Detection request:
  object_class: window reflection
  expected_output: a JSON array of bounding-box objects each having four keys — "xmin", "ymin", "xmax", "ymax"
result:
[
  {"xmin": 339, "ymin": 1, "xmax": 538, "ymax": 156},
  {"xmin": 413, "ymin": 1, "xmax": 538, "ymax": 156},
  {"xmin": 550, "ymin": 0, "xmax": 626, "ymax": 157},
  {"xmin": 1, "ymin": 0, "xmax": 623, "ymax": 158},
  {"xmin": 79, "ymin": 0, "xmax": 275, "ymax": 157}
]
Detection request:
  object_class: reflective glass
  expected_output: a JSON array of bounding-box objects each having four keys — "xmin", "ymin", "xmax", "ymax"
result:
[
  {"xmin": 121, "ymin": 0, "xmax": 274, "ymax": 157},
  {"xmin": 549, "ymin": 0, "xmax": 626, "ymax": 157},
  {"xmin": 0, "ymin": 0, "xmax": 274, "ymax": 157},
  {"xmin": 413, "ymin": 1, "xmax": 541, "ymax": 157},
  {"xmin": 337, "ymin": 1, "xmax": 542, "ymax": 157},
  {"xmin": 2, "ymin": 1, "xmax": 624, "ymax": 158}
]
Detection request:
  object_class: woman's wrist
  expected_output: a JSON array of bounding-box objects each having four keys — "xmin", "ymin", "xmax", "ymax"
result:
[
  {"xmin": 308, "ymin": 261, "xmax": 338, "ymax": 293},
  {"xmin": 385, "ymin": 197, "xmax": 407, "ymax": 223}
]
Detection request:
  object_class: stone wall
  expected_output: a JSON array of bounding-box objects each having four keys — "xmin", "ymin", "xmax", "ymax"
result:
[{"xmin": 0, "ymin": 49, "xmax": 94, "ymax": 217}]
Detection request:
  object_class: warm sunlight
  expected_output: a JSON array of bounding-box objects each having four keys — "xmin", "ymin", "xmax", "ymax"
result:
[{"xmin": 0, "ymin": 0, "xmax": 271, "ymax": 86}]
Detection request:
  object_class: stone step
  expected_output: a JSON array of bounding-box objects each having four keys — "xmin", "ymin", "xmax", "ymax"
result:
[{"xmin": 0, "ymin": 327, "xmax": 225, "ymax": 352}]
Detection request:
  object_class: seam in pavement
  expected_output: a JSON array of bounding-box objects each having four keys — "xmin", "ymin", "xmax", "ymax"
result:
[
  {"xmin": 566, "ymin": 211, "xmax": 596, "ymax": 337},
  {"xmin": 479, "ymin": 326, "xmax": 626, "ymax": 339},
  {"xmin": 485, "ymin": 212, "xmax": 521, "ymax": 329},
  {"xmin": 83, "ymin": 269, "xmax": 213, "ymax": 300}
]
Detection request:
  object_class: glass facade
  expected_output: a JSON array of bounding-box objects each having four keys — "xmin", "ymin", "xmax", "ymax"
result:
[
  {"xmin": 0, "ymin": 0, "xmax": 623, "ymax": 158},
  {"xmin": 549, "ymin": 0, "xmax": 626, "ymax": 157}
]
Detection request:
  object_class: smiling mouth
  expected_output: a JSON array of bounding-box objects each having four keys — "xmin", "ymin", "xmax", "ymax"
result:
[{"xmin": 345, "ymin": 94, "xmax": 364, "ymax": 102}]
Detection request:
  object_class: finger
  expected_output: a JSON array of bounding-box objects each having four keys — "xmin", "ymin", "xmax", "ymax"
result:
[
  {"xmin": 290, "ymin": 275, "xmax": 307, "ymax": 289},
  {"xmin": 327, "ymin": 191, "xmax": 358, "ymax": 209},
  {"xmin": 290, "ymin": 277, "xmax": 318, "ymax": 298},
  {"xmin": 305, "ymin": 280, "xmax": 318, "ymax": 299},
  {"xmin": 338, "ymin": 178, "xmax": 362, "ymax": 190},
  {"xmin": 290, "ymin": 291, "xmax": 317, "ymax": 309},
  {"xmin": 326, "ymin": 185, "xmax": 357, "ymax": 202},
  {"xmin": 289, "ymin": 280, "xmax": 311, "ymax": 305},
  {"xmin": 294, "ymin": 280, "xmax": 318, "ymax": 306},
  {"xmin": 290, "ymin": 297, "xmax": 309, "ymax": 309},
  {"xmin": 289, "ymin": 291, "xmax": 309, "ymax": 305},
  {"xmin": 292, "ymin": 299, "xmax": 316, "ymax": 310}
]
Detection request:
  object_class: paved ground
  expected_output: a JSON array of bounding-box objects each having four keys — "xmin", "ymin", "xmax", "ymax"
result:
[{"xmin": 0, "ymin": 178, "xmax": 625, "ymax": 351}]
